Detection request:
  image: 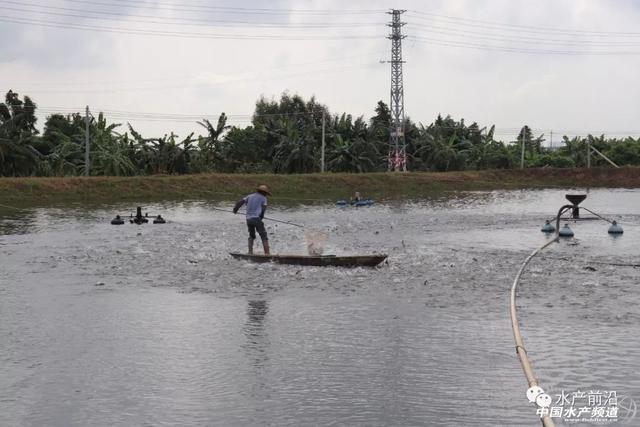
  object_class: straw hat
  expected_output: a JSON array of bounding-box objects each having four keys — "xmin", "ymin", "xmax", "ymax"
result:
[{"xmin": 257, "ymin": 184, "xmax": 271, "ymax": 195}]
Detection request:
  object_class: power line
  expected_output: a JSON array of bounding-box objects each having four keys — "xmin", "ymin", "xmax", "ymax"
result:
[
  {"xmin": 28, "ymin": 107, "xmax": 640, "ymax": 138},
  {"xmin": 4, "ymin": 4, "xmax": 640, "ymax": 55},
  {"xmin": 407, "ymin": 9, "xmax": 640, "ymax": 37},
  {"xmin": 408, "ymin": 24, "xmax": 640, "ymax": 47},
  {"xmin": 28, "ymin": 108, "xmax": 640, "ymax": 133},
  {"xmin": 0, "ymin": 1, "xmax": 384, "ymax": 28},
  {"xmin": 62, "ymin": 0, "xmax": 385, "ymax": 15},
  {"xmin": 8, "ymin": 2, "xmax": 639, "ymax": 39},
  {"xmin": 35, "ymin": 109, "xmax": 323, "ymax": 120},
  {"xmin": 9, "ymin": 2, "xmax": 640, "ymax": 47},
  {"xmin": 0, "ymin": 15, "xmax": 382, "ymax": 40},
  {"xmin": 409, "ymin": 36, "xmax": 640, "ymax": 55},
  {"xmin": 7, "ymin": 50, "xmax": 383, "ymax": 87},
  {"xmin": 13, "ymin": 62, "xmax": 378, "ymax": 94}
]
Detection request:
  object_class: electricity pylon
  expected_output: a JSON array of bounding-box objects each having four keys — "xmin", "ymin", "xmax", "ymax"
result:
[{"xmin": 387, "ymin": 9, "xmax": 407, "ymax": 172}]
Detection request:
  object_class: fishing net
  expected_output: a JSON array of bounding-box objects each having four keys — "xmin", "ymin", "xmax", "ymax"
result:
[{"xmin": 305, "ymin": 231, "xmax": 327, "ymax": 256}]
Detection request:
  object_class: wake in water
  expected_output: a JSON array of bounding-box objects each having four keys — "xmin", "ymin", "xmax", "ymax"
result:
[{"xmin": 305, "ymin": 231, "xmax": 327, "ymax": 256}]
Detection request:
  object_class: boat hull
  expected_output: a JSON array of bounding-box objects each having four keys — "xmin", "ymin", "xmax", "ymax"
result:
[
  {"xmin": 336, "ymin": 199, "xmax": 375, "ymax": 207},
  {"xmin": 229, "ymin": 253, "xmax": 387, "ymax": 267}
]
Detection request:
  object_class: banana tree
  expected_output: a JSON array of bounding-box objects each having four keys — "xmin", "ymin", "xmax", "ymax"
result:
[
  {"xmin": 0, "ymin": 91, "xmax": 41, "ymax": 176},
  {"xmin": 427, "ymin": 133, "xmax": 472, "ymax": 171},
  {"xmin": 197, "ymin": 113, "xmax": 229, "ymax": 170},
  {"xmin": 271, "ymin": 119, "xmax": 317, "ymax": 173},
  {"xmin": 87, "ymin": 113, "xmax": 135, "ymax": 175},
  {"xmin": 327, "ymin": 134, "xmax": 377, "ymax": 172}
]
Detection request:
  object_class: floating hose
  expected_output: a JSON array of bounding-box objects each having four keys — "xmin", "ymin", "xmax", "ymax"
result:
[
  {"xmin": 509, "ymin": 201, "xmax": 623, "ymax": 425},
  {"xmin": 510, "ymin": 204, "xmax": 575, "ymax": 427},
  {"xmin": 510, "ymin": 239, "xmax": 557, "ymax": 427}
]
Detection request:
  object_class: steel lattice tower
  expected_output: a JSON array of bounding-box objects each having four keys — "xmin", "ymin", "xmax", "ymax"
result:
[{"xmin": 387, "ymin": 9, "xmax": 406, "ymax": 172}]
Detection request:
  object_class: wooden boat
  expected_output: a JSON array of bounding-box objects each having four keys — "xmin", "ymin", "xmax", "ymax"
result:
[{"xmin": 229, "ymin": 252, "xmax": 387, "ymax": 267}]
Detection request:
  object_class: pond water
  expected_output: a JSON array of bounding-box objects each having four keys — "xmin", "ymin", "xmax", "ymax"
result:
[{"xmin": 1, "ymin": 189, "xmax": 639, "ymax": 426}]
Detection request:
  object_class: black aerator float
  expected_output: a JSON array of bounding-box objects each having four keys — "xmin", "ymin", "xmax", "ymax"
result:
[
  {"xmin": 110, "ymin": 206, "xmax": 167, "ymax": 225},
  {"xmin": 110, "ymin": 215, "xmax": 125, "ymax": 225}
]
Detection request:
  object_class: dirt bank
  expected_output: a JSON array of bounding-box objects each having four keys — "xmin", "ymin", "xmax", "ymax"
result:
[{"xmin": 1, "ymin": 167, "xmax": 638, "ymax": 207}]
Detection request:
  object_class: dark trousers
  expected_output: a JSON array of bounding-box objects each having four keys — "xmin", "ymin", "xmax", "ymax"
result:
[{"xmin": 247, "ymin": 217, "xmax": 268, "ymax": 240}]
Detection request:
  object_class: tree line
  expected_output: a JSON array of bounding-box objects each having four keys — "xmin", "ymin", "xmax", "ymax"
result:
[{"xmin": 1, "ymin": 89, "xmax": 639, "ymax": 177}]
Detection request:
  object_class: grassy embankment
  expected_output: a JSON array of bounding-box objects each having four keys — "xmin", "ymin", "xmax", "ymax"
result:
[{"xmin": 0, "ymin": 167, "xmax": 639, "ymax": 207}]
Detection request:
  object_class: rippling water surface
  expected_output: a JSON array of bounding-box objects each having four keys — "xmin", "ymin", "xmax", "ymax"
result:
[{"xmin": 1, "ymin": 189, "xmax": 639, "ymax": 426}]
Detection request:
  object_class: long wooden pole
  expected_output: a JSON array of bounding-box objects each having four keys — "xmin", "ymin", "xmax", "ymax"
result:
[
  {"xmin": 210, "ymin": 206, "xmax": 304, "ymax": 228},
  {"xmin": 590, "ymin": 145, "xmax": 619, "ymax": 168}
]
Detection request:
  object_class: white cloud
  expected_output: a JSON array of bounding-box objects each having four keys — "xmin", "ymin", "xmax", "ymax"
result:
[{"xmin": 1, "ymin": 0, "xmax": 639, "ymax": 141}]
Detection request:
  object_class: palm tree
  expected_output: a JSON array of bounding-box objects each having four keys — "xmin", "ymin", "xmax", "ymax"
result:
[
  {"xmin": 47, "ymin": 138, "xmax": 82, "ymax": 176},
  {"xmin": 0, "ymin": 90, "xmax": 41, "ymax": 176},
  {"xmin": 0, "ymin": 137, "xmax": 40, "ymax": 176},
  {"xmin": 197, "ymin": 113, "xmax": 229, "ymax": 170},
  {"xmin": 467, "ymin": 125, "xmax": 513, "ymax": 169},
  {"xmin": 327, "ymin": 135, "xmax": 377, "ymax": 172},
  {"xmin": 87, "ymin": 113, "xmax": 135, "ymax": 175},
  {"xmin": 559, "ymin": 136, "xmax": 587, "ymax": 167},
  {"xmin": 427, "ymin": 134, "xmax": 472, "ymax": 171},
  {"xmin": 271, "ymin": 119, "xmax": 317, "ymax": 173},
  {"xmin": 408, "ymin": 124, "xmax": 435, "ymax": 171},
  {"xmin": 92, "ymin": 137, "xmax": 136, "ymax": 176}
]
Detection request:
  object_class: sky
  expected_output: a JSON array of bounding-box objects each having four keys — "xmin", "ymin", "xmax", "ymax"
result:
[{"xmin": 2, "ymin": 0, "xmax": 640, "ymax": 144}]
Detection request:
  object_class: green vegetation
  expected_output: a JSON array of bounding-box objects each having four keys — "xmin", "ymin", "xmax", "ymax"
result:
[
  {"xmin": 2, "ymin": 90, "xmax": 640, "ymax": 177},
  {"xmin": 1, "ymin": 168, "xmax": 638, "ymax": 207}
]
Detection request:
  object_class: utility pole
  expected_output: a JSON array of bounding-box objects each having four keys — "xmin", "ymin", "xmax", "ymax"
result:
[
  {"xmin": 85, "ymin": 105, "xmax": 90, "ymax": 176},
  {"xmin": 321, "ymin": 110, "xmax": 326, "ymax": 173},
  {"xmin": 586, "ymin": 138, "xmax": 591, "ymax": 168},
  {"xmin": 387, "ymin": 9, "xmax": 407, "ymax": 172},
  {"xmin": 550, "ymin": 130, "xmax": 553, "ymax": 149}
]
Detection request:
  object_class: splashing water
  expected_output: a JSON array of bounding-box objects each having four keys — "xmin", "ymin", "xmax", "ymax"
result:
[{"xmin": 305, "ymin": 231, "xmax": 327, "ymax": 256}]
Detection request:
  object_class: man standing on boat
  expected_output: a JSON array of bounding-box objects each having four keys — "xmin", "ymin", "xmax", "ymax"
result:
[{"xmin": 233, "ymin": 185, "xmax": 271, "ymax": 255}]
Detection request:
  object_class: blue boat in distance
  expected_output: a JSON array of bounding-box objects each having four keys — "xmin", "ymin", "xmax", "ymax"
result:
[{"xmin": 336, "ymin": 198, "xmax": 375, "ymax": 207}]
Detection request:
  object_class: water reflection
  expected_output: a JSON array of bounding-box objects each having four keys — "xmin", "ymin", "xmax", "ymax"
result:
[
  {"xmin": 243, "ymin": 299, "xmax": 269, "ymax": 368},
  {"xmin": 0, "ymin": 209, "xmax": 38, "ymax": 235},
  {"xmin": 1, "ymin": 189, "xmax": 639, "ymax": 426}
]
